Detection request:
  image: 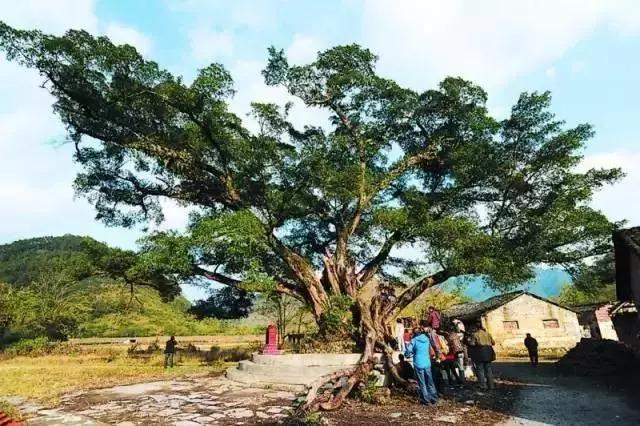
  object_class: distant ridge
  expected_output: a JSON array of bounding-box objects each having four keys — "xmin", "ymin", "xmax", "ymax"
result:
[{"xmin": 445, "ymin": 267, "xmax": 571, "ymax": 301}]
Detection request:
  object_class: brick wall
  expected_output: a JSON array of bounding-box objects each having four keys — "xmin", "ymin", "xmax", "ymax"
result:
[{"xmin": 483, "ymin": 294, "xmax": 581, "ymax": 354}]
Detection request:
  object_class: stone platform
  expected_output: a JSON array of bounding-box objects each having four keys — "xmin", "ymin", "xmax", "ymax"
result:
[{"xmin": 226, "ymin": 353, "xmax": 371, "ymax": 391}]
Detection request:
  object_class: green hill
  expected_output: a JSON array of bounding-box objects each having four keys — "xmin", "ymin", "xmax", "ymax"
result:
[{"xmin": 0, "ymin": 235, "xmax": 261, "ymax": 342}]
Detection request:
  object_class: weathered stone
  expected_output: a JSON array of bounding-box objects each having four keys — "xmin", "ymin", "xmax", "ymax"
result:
[
  {"xmin": 434, "ymin": 415, "xmax": 457, "ymax": 424},
  {"xmin": 225, "ymin": 408, "xmax": 254, "ymax": 418},
  {"xmin": 172, "ymin": 421, "xmax": 200, "ymax": 426},
  {"xmin": 390, "ymin": 412, "xmax": 402, "ymax": 418}
]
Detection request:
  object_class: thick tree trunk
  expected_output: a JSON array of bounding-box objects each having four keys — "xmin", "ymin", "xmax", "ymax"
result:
[{"xmin": 300, "ymin": 270, "xmax": 449, "ymax": 412}]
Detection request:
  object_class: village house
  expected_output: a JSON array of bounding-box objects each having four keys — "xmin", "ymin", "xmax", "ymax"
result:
[
  {"xmin": 571, "ymin": 301, "xmax": 637, "ymax": 342},
  {"xmin": 444, "ymin": 291, "xmax": 582, "ymax": 355},
  {"xmin": 613, "ymin": 227, "xmax": 640, "ymax": 349},
  {"xmin": 614, "ymin": 227, "xmax": 640, "ymax": 309}
]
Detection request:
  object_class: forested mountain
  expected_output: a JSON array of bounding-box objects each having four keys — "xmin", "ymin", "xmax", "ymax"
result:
[{"xmin": 0, "ymin": 235, "xmax": 258, "ymax": 342}]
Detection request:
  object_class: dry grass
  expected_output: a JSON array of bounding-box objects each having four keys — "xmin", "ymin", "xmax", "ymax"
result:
[
  {"xmin": 0, "ymin": 400, "xmax": 23, "ymax": 421},
  {"xmin": 0, "ymin": 346, "xmax": 227, "ymax": 404}
]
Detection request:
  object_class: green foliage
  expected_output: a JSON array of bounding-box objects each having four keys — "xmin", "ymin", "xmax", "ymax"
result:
[
  {"xmin": 556, "ymin": 250, "xmax": 617, "ymax": 306},
  {"xmin": 5, "ymin": 337, "xmax": 55, "ymax": 357},
  {"xmin": 556, "ymin": 283, "xmax": 617, "ymax": 306},
  {"xmin": 402, "ymin": 287, "xmax": 471, "ymax": 319},
  {"xmin": 255, "ymin": 293, "xmax": 314, "ymax": 344},
  {"xmin": 189, "ymin": 286, "xmax": 255, "ymax": 320},
  {"xmin": 320, "ymin": 295, "xmax": 354, "ymax": 336},
  {"xmin": 0, "ymin": 235, "xmax": 263, "ymax": 342},
  {"xmin": 76, "ymin": 284, "xmax": 261, "ymax": 338},
  {"xmin": 354, "ymin": 373, "xmax": 381, "ymax": 404},
  {"xmin": 0, "ymin": 22, "xmax": 622, "ymax": 323}
]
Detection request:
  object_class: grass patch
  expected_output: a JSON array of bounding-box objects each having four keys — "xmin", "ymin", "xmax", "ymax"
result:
[
  {"xmin": 0, "ymin": 400, "xmax": 23, "ymax": 421},
  {"xmin": 0, "ymin": 345, "xmax": 229, "ymax": 404}
]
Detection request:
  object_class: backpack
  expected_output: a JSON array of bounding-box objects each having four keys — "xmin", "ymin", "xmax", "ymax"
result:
[{"xmin": 437, "ymin": 334, "xmax": 449, "ymax": 355}]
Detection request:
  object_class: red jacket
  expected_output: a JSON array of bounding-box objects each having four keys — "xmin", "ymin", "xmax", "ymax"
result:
[{"xmin": 428, "ymin": 310, "xmax": 441, "ymax": 329}]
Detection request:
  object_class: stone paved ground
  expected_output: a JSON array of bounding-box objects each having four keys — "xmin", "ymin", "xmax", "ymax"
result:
[{"xmin": 6, "ymin": 375, "xmax": 299, "ymax": 425}]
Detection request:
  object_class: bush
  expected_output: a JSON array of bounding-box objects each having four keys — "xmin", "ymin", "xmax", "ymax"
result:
[
  {"xmin": 4, "ymin": 337, "xmax": 55, "ymax": 357},
  {"xmin": 202, "ymin": 344, "xmax": 257, "ymax": 364}
]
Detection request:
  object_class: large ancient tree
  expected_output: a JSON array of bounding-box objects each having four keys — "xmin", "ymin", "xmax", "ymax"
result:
[{"xmin": 0, "ymin": 23, "xmax": 622, "ymax": 408}]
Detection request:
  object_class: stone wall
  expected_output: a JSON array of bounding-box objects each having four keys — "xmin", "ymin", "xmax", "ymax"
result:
[{"xmin": 483, "ymin": 294, "xmax": 581, "ymax": 355}]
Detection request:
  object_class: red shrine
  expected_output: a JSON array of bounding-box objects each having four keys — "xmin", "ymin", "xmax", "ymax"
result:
[{"xmin": 262, "ymin": 324, "xmax": 282, "ymax": 355}]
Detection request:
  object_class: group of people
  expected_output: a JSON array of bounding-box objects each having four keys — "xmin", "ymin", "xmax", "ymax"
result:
[{"xmin": 394, "ymin": 307, "xmax": 497, "ymax": 406}]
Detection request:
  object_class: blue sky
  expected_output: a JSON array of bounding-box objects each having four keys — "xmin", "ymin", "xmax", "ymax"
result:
[{"xmin": 1, "ymin": 1, "xmax": 639, "ymax": 300}]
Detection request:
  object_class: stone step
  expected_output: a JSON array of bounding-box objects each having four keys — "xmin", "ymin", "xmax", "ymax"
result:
[
  {"xmin": 251, "ymin": 352, "xmax": 374, "ymax": 367},
  {"xmin": 237, "ymin": 360, "xmax": 342, "ymax": 377},
  {"xmin": 225, "ymin": 367, "xmax": 308, "ymax": 392}
]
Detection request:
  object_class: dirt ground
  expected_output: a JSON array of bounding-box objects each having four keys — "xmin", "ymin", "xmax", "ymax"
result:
[
  {"xmin": 496, "ymin": 361, "xmax": 640, "ymax": 425},
  {"xmin": 6, "ymin": 359, "xmax": 640, "ymax": 425},
  {"xmin": 322, "ymin": 360, "xmax": 640, "ymax": 426}
]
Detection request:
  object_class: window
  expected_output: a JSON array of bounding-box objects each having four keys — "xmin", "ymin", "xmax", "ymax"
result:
[
  {"xmin": 503, "ymin": 321, "xmax": 519, "ymax": 330},
  {"xmin": 543, "ymin": 319, "xmax": 559, "ymax": 328}
]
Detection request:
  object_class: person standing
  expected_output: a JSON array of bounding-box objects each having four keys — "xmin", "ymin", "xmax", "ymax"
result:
[
  {"xmin": 524, "ymin": 333, "xmax": 539, "ymax": 367},
  {"xmin": 427, "ymin": 306, "xmax": 442, "ymax": 330},
  {"xmin": 468, "ymin": 323, "xmax": 496, "ymax": 390},
  {"xmin": 164, "ymin": 336, "xmax": 177, "ymax": 368},
  {"xmin": 404, "ymin": 327, "xmax": 438, "ymax": 405},
  {"xmin": 395, "ymin": 318, "xmax": 406, "ymax": 352},
  {"xmin": 424, "ymin": 324, "xmax": 445, "ymax": 394},
  {"xmin": 446, "ymin": 328, "xmax": 466, "ymax": 383}
]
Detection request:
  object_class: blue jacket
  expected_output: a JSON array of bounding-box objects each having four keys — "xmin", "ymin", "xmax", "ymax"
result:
[{"xmin": 404, "ymin": 333, "xmax": 432, "ymax": 369}]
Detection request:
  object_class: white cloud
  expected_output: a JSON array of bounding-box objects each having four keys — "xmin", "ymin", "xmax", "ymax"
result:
[
  {"xmin": 361, "ymin": 0, "xmax": 640, "ymax": 90},
  {"xmin": 0, "ymin": 0, "xmax": 97, "ymax": 33},
  {"xmin": 286, "ymin": 34, "xmax": 324, "ymax": 64},
  {"xmin": 105, "ymin": 23, "xmax": 153, "ymax": 56},
  {"xmin": 0, "ymin": 2, "xmax": 144, "ymax": 249},
  {"xmin": 571, "ymin": 60, "xmax": 586, "ymax": 73},
  {"xmin": 580, "ymin": 150, "xmax": 640, "ymax": 227},
  {"xmin": 546, "ymin": 67, "xmax": 557, "ymax": 78},
  {"xmin": 228, "ymin": 58, "xmax": 330, "ymax": 133},
  {"xmin": 189, "ymin": 27, "xmax": 234, "ymax": 64}
]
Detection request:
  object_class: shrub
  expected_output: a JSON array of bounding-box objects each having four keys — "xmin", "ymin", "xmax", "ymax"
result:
[{"xmin": 4, "ymin": 337, "xmax": 55, "ymax": 357}]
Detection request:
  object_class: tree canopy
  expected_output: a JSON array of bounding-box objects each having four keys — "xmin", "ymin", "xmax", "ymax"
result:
[{"xmin": 0, "ymin": 22, "xmax": 621, "ymax": 346}]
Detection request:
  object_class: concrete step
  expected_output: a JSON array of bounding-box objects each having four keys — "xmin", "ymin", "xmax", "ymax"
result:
[
  {"xmin": 225, "ymin": 367, "xmax": 308, "ymax": 392},
  {"xmin": 251, "ymin": 352, "xmax": 373, "ymax": 366},
  {"xmin": 237, "ymin": 360, "xmax": 342, "ymax": 377}
]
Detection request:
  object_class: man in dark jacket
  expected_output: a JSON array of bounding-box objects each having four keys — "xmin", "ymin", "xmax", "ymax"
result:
[
  {"xmin": 164, "ymin": 336, "xmax": 177, "ymax": 368},
  {"xmin": 524, "ymin": 333, "xmax": 539, "ymax": 366},
  {"xmin": 468, "ymin": 323, "xmax": 496, "ymax": 390}
]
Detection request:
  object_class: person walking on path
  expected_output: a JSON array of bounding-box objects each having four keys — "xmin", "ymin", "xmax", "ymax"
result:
[
  {"xmin": 405, "ymin": 327, "xmax": 438, "ymax": 405},
  {"xmin": 395, "ymin": 318, "xmax": 406, "ymax": 352},
  {"xmin": 524, "ymin": 333, "xmax": 539, "ymax": 366},
  {"xmin": 164, "ymin": 336, "xmax": 177, "ymax": 368},
  {"xmin": 468, "ymin": 323, "xmax": 496, "ymax": 390}
]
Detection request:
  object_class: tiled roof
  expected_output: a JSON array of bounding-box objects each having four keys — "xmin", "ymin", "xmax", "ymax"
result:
[
  {"xmin": 443, "ymin": 291, "xmax": 525, "ymax": 321},
  {"xmin": 444, "ymin": 290, "xmax": 575, "ymax": 321}
]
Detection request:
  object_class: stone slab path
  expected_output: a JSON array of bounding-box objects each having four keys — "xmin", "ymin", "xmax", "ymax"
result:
[{"xmin": 5, "ymin": 375, "xmax": 299, "ymax": 425}]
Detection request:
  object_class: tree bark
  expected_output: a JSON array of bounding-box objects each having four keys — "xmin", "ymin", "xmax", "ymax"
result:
[{"xmin": 300, "ymin": 271, "xmax": 451, "ymax": 412}]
